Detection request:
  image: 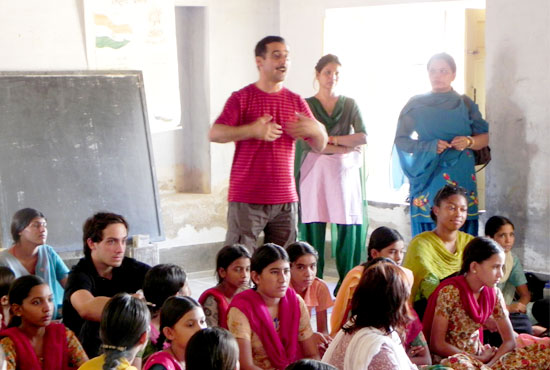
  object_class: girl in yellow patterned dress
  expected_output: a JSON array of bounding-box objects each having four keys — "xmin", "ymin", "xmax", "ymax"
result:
[{"xmin": 423, "ymin": 237, "xmax": 549, "ymax": 369}]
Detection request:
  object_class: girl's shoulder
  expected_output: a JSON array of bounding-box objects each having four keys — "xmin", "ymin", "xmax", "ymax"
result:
[
  {"xmin": 457, "ymin": 231, "xmax": 475, "ymax": 244},
  {"xmin": 439, "ymin": 283, "xmax": 460, "ymax": 296},
  {"xmin": 40, "ymin": 244, "xmax": 60, "ymax": 256},
  {"xmin": 311, "ymin": 278, "xmax": 333, "ymax": 299},
  {"xmin": 144, "ymin": 350, "xmax": 182, "ymax": 370},
  {"xmin": 310, "ymin": 278, "xmax": 334, "ymax": 311},
  {"xmin": 406, "ymin": 231, "xmax": 440, "ymax": 254},
  {"xmin": 400, "ymin": 93, "xmax": 432, "ymax": 113},
  {"xmin": 0, "ymin": 335, "xmax": 14, "ymax": 348},
  {"xmin": 312, "ymin": 277, "xmax": 330, "ymax": 289},
  {"xmin": 198, "ymin": 286, "xmax": 224, "ymax": 304},
  {"xmin": 434, "ymin": 284, "xmax": 461, "ymax": 311}
]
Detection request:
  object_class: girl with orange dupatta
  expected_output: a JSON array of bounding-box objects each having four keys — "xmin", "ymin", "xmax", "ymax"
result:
[
  {"xmin": 0, "ymin": 275, "xmax": 87, "ymax": 370},
  {"xmin": 423, "ymin": 237, "xmax": 550, "ymax": 369},
  {"xmin": 227, "ymin": 243, "xmax": 319, "ymax": 370}
]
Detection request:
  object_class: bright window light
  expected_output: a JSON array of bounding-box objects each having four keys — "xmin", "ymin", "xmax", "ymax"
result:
[{"xmin": 323, "ymin": 0, "xmax": 484, "ymax": 204}]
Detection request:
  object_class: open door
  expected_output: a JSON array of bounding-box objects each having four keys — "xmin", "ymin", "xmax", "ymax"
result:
[{"xmin": 465, "ymin": 8, "xmax": 486, "ymax": 211}]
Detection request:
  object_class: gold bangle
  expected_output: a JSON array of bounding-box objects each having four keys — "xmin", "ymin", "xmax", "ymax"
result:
[{"xmin": 466, "ymin": 136, "xmax": 474, "ymax": 148}]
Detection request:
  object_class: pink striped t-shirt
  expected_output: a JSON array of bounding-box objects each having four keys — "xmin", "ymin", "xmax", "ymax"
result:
[{"xmin": 215, "ymin": 83, "xmax": 314, "ymax": 204}]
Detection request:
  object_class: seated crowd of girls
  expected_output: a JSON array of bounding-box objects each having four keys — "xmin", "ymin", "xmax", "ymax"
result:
[{"xmin": 0, "ymin": 191, "xmax": 548, "ymax": 370}]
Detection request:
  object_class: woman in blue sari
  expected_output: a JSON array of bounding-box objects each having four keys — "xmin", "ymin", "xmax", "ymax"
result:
[{"xmin": 394, "ymin": 53, "xmax": 489, "ymax": 236}]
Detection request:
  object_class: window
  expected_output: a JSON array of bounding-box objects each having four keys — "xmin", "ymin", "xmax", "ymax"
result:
[{"xmin": 323, "ymin": 0, "xmax": 484, "ymax": 203}]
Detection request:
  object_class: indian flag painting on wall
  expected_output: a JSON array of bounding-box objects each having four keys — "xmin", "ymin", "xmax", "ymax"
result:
[{"xmin": 94, "ymin": 14, "xmax": 132, "ymax": 49}]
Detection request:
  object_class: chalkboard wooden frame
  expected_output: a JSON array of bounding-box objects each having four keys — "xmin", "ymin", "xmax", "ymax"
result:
[{"xmin": 0, "ymin": 71, "xmax": 164, "ymax": 252}]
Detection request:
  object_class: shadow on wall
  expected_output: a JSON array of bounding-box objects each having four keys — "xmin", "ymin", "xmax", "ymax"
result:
[{"xmin": 483, "ymin": 50, "xmax": 531, "ymax": 264}]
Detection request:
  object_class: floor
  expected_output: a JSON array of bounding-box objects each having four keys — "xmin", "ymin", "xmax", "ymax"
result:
[{"xmin": 187, "ymin": 270, "xmax": 339, "ymax": 331}]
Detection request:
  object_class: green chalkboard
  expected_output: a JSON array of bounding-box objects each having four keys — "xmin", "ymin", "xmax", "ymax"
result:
[{"xmin": 0, "ymin": 71, "xmax": 163, "ymax": 252}]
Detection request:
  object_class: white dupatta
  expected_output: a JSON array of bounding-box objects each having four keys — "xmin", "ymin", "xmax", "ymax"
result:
[{"xmin": 323, "ymin": 326, "xmax": 416, "ymax": 370}]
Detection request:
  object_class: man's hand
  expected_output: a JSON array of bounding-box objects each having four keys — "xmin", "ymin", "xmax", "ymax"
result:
[
  {"xmin": 284, "ymin": 113, "xmax": 320, "ymax": 140},
  {"xmin": 250, "ymin": 114, "xmax": 282, "ymax": 141}
]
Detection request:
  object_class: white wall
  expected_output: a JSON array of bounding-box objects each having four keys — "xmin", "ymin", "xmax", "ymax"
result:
[
  {"xmin": 0, "ymin": 0, "xmax": 279, "ymax": 250},
  {"xmin": 0, "ymin": 0, "xmax": 87, "ymax": 69},
  {"xmin": 208, "ymin": 0, "xmax": 280, "ymax": 189},
  {"xmin": 485, "ymin": 0, "xmax": 550, "ymax": 274}
]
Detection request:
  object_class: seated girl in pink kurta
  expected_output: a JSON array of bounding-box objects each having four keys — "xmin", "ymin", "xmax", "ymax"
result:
[
  {"xmin": 199, "ymin": 244, "xmax": 251, "ymax": 329},
  {"xmin": 227, "ymin": 243, "xmax": 319, "ymax": 370},
  {"xmin": 424, "ymin": 237, "xmax": 550, "ymax": 369}
]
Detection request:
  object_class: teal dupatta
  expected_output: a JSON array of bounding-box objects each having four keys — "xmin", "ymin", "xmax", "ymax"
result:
[{"xmin": 393, "ymin": 90, "xmax": 489, "ymax": 235}]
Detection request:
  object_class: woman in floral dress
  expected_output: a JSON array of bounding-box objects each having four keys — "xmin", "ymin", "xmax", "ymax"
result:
[{"xmin": 423, "ymin": 237, "xmax": 549, "ymax": 369}]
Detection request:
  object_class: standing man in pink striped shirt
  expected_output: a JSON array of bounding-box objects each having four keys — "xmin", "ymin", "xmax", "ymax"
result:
[{"xmin": 209, "ymin": 35, "xmax": 328, "ymax": 250}]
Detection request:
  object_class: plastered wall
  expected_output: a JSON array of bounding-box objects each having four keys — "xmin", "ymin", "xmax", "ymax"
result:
[{"xmin": 485, "ymin": 0, "xmax": 550, "ymax": 274}]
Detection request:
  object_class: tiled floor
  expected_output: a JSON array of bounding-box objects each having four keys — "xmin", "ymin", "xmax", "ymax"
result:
[{"xmin": 187, "ymin": 270, "xmax": 339, "ymax": 332}]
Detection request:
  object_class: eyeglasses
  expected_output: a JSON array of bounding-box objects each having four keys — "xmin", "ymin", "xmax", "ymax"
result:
[
  {"xmin": 270, "ymin": 51, "xmax": 290, "ymax": 61},
  {"xmin": 429, "ymin": 68, "xmax": 452, "ymax": 75},
  {"xmin": 27, "ymin": 221, "xmax": 47, "ymax": 229}
]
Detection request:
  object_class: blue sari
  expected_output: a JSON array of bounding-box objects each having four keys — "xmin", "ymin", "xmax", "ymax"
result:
[{"xmin": 393, "ymin": 90, "xmax": 488, "ymax": 236}]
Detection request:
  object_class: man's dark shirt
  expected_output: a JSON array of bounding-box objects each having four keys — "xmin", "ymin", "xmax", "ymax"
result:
[{"xmin": 62, "ymin": 256, "xmax": 150, "ymax": 357}]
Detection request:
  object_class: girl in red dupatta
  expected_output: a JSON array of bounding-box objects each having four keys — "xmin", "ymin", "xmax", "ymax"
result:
[
  {"xmin": 199, "ymin": 244, "xmax": 251, "ymax": 329},
  {"xmin": 0, "ymin": 275, "xmax": 87, "ymax": 370},
  {"xmin": 227, "ymin": 243, "xmax": 320, "ymax": 370},
  {"xmin": 423, "ymin": 237, "xmax": 550, "ymax": 369}
]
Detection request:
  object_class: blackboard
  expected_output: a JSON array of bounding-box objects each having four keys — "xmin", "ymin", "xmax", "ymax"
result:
[{"xmin": 0, "ymin": 71, "xmax": 164, "ymax": 252}]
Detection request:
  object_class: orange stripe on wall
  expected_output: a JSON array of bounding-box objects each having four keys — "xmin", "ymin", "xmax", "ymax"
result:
[{"xmin": 94, "ymin": 14, "xmax": 133, "ymax": 34}]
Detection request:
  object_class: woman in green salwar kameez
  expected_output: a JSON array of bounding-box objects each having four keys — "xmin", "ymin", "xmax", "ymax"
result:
[{"xmin": 294, "ymin": 54, "xmax": 368, "ymax": 292}]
